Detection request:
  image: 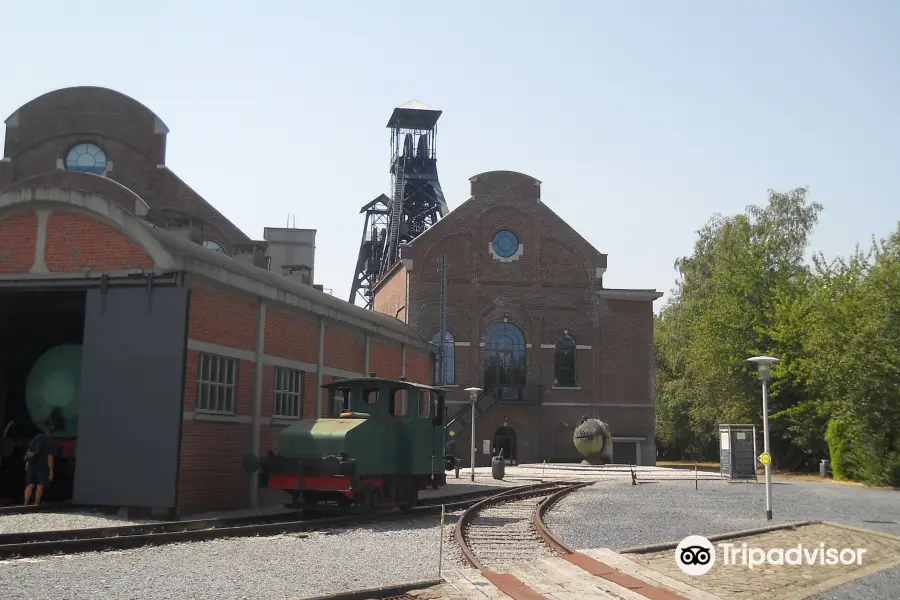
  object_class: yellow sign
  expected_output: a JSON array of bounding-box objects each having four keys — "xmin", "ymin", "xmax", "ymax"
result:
[{"xmin": 758, "ymin": 452, "xmax": 771, "ymax": 466}]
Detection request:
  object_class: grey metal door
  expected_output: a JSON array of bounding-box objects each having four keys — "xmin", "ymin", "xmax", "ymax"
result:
[
  {"xmin": 73, "ymin": 283, "xmax": 189, "ymax": 508},
  {"xmin": 613, "ymin": 441, "xmax": 638, "ymax": 465}
]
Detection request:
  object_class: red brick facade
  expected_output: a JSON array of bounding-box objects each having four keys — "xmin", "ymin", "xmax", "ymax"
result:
[
  {"xmin": 0, "ymin": 209, "xmax": 37, "ymax": 273},
  {"xmin": 177, "ymin": 282, "xmax": 432, "ymax": 515},
  {"xmin": 1, "ymin": 86, "xmax": 434, "ymax": 518},
  {"xmin": 0, "ymin": 207, "xmax": 153, "ymax": 274},
  {"xmin": 373, "ymin": 171, "xmax": 662, "ymax": 466},
  {"xmin": 45, "ymin": 211, "xmax": 154, "ymax": 272}
]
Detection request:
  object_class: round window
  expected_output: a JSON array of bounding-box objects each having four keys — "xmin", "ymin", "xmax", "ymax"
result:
[
  {"xmin": 203, "ymin": 239, "xmax": 226, "ymax": 253},
  {"xmin": 64, "ymin": 143, "xmax": 107, "ymax": 175},
  {"xmin": 491, "ymin": 230, "xmax": 520, "ymax": 258}
]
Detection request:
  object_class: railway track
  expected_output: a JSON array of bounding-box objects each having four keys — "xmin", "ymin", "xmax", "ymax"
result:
[
  {"xmin": 455, "ymin": 481, "xmax": 688, "ymax": 600},
  {"xmin": 0, "ymin": 486, "xmax": 523, "ymax": 560},
  {"xmin": 454, "ymin": 481, "xmax": 585, "ymax": 573},
  {"xmin": 0, "ymin": 500, "xmax": 73, "ymax": 516}
]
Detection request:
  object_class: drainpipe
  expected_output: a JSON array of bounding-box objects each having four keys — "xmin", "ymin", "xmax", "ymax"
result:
[
  {"xmin": 364, "ymin": 333, "xmax": 371, "ymax": 376},
  {"xmin": 401, "ymin": 343, "xmax": 407, "ymax": 378},
  {"xmin": 316, "ymin": 316, "xmax": 325, "ymax": 418},
  {"xmin": 250, "ymin": 299, "xmax": 266, "ymax": 508}
]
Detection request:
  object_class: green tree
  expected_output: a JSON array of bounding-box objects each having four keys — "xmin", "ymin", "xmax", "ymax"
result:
[{"xmin": 655, "ymin": 188, "xmax": 822, "ymax": 462}]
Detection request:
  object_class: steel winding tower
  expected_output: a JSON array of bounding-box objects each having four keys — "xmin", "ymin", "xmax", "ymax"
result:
[{"xmin": 349, "ymin": 100, "xmax": 449, "ymax": 309}]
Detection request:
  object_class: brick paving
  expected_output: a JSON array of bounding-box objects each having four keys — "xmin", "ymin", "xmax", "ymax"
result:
[{"xmin": 624, "ymin": 522, "xmax": 900, "ymax": 600}]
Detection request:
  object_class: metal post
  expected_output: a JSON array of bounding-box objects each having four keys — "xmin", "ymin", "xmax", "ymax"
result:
[
  {"xmin": 762, "ymin": 379, "xmax": 773, "ymax": 520},
  {"xmin": 438, "ymin": 504, "xmax": 445, "ymax": 577},
  {"xmin": 470, "ymin": 400, "xmax": 476, "ymax": 482},
  {"xmin": 695, "ymin": 464, "xmax": 698, "ymax": 490},
  {"xmin": 438, "ymin": 254, "xmax": 447, "ymax": 386}
]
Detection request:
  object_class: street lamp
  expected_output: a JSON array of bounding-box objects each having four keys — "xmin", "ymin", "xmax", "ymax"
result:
[
  {"xmin": 464, "ymin": 387, "xmax": 482, "ymax": 482},
  {"xmin": 747, "ymin": 355, "xmax": 780, "ymax": 521}
]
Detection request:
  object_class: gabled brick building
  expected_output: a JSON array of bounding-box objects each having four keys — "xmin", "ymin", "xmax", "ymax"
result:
[
  {"xmin": 0, "ymin": 87, "xmax": 431, "ymax": 516},
  {"xmin": 373, "ymin": 171, "xmax": 662, "ymax": 466}
]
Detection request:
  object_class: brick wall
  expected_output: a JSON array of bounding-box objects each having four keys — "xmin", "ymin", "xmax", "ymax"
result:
[
  {"xmin": 0, "ymin": 210, "xmax": 37, "ymax": 273},
  {"xmin": 177, "ymin": 282, "xmax": 425, "ymax": 515},
  {"xmin": 379, "ymin": 171, "xmax": 659, "ymax": 464},
  {"xmin": 372, "ymin": 264, "xmax": 406, "ymax": 321},
  {"xmin": 405, "ymin": 349, "xmax": 433, "ymax": 386},
  {"xmin": 45, "ymin": 211, "xmax": 153, "ymax": 272},
  {"xmin": 369, "ymin": 339, "xmax": 402, "ymax": 379}
]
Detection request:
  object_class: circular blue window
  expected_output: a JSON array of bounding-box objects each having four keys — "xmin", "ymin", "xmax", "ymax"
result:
[
  {"xmin": 492, "ymin": 230, "xmax": 520, "ymax": 258},
  {"xmin": 64, "ymin": 143, "xmax": 107, "ymax": 175}
]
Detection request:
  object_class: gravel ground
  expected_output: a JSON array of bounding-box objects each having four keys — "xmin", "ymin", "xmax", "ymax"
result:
[
  {"xmin": 545, "ymin": 478, "xmax": 900, "ymax": 600},
  {"xmin": 0, "ymin": 510, "xmax": 158, "ymax": 534},
  {"xmin": 0, "ymin": 514, "xmax": 469, "ymax": 600}
]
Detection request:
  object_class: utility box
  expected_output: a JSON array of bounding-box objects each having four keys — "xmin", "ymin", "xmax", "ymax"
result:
[{"xmin": 719, "ymin": 424, "xmax": 758, "ymax": 482}]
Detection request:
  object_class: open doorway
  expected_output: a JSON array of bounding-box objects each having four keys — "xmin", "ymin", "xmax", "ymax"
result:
[
  {"xmin": 492, "ymin": 426, "xmax": 517, "ymax": 465},
  {"xmin": 0, "ymin": 289, "xmax": 87, "ymax": 504}
]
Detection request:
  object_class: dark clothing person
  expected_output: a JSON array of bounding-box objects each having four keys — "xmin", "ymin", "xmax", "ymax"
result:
[{"xmin": 23, "ymin": 433, "xmax": 55, "ymax": 505}]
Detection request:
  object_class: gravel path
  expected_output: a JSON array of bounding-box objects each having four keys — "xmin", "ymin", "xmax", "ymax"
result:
[
  {"xmin": 545, "ymin": 478, "xmax": 900, "ymax": 600},
  {"xmin": 0, "ymin": 511, "xmax": 158, "ymax": 534},
  {"xmin": 0, "ymin": 514, "xmax": 460, "ymax": 600}
]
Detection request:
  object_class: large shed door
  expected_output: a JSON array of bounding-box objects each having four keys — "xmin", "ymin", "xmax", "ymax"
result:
[
  {"xmin": 613, "ymin": 440, "xmax": 638, "ymax": 465},
  {"xmin": 73, "ymin": 284, "xmax": 189, "ymax": 508}
]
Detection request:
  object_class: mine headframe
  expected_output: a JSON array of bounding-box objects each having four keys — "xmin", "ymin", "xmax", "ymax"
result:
[
  {"xmin": 349, "ymin": 194, "xmax": 390, "ymax": 309},
  {"xmin": 349, "ymin": 100, "xmax": 449, "ymax": 309}
]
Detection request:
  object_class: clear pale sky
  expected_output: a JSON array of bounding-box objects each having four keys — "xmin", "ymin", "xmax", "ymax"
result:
[{"xmin": 3, "ymin": 1, "xmax": 898, "ymax": 310}]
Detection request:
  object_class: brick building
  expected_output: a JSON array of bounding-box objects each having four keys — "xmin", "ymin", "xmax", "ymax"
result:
[
  {"xmin": 373, "ymin": 171, "xmax": 662, "ymax": 466},
  {"xmin": 0, "ymin": 86, "xmax": 432, "ymax": 516}
]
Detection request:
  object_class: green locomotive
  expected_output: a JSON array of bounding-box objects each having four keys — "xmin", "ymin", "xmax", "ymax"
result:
[{"xmin": 243, "ymin": 376, "xmax": 452, "ymax": 511}]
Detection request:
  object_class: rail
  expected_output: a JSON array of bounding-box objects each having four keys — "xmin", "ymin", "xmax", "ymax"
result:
[{"xmin": 0, "ymin": 486, "xmax": 528, "ymax": 561}]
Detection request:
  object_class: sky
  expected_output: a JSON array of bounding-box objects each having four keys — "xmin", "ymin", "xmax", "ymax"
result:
[{"xmin": 2, "ymin": 1, "xmax": 899, "ymax": 311}]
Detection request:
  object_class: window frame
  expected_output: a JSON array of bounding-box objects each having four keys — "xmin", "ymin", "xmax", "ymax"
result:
[
  {"xmin": 390, "ymin": 388, "xmax": 408, "ymax": 417},
  {"xmin": 196, "ymin": 352, "xmax": 237, "ymax": 415},
  {"xmin": 553, "ymin": 331, "xmax": 577, "ymax": 387},
  {"xmin": 418, "ymin": 390, "xmax": 431, "ymax": 418},
  {"xmin": 273, "ymin": 367, "xmax": 303, "ymax": 419}
]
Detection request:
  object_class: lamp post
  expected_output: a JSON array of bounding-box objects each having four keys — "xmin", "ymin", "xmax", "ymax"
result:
[
  {"xmin": 464, "ymin": 387, "xmax": 482, "ymax": 482},
  {"xmin": 747, "ymin": 355, "xmax": 780, "ymax": 521}
]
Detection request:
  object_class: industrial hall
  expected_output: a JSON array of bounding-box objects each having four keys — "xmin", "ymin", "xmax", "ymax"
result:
[
  {"xmin": 371, "ymin": 167, "xmax": 663, "ymax": 467},
  {"xmin": 0, "ymin": 86, "xmax": 435, "ymax": 517}
]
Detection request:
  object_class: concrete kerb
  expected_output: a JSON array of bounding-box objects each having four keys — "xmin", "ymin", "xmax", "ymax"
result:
[
  {"xmin": 297, "ymin": 579, "xmax": 443, "ymax": 600},
  {"xmin": 616, "ymin": 520, "xmax": 822, "ymax": 554},
  {"xmin": 818, "ymin": 520, "xmax": 900, "ymax": 543}
]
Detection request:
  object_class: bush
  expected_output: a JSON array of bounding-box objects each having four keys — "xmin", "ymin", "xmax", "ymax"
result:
[{"xmin": 825, "ymin": 417, "xmax": 854, "ymax": 480}]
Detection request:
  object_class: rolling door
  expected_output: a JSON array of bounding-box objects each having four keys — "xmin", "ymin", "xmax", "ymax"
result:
[{"xmin": 613, "ymin": 440, "xmax": 638, "ymax": 465}]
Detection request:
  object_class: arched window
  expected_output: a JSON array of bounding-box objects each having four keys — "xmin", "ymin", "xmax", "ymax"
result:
[
  {"xmin": 554, "ymin": 331, "xmax": 577, "ymax": 387},
  {"xmin": 431, "ymin": 331, "xmax": 455, "ymax": 385},
  {"xmin": 203, "ymin": 239, "xmax": 227, "ymax": 254},
  {"xmin": 483, "ymin": 322, "xmax": 527, "ymax": 389}
]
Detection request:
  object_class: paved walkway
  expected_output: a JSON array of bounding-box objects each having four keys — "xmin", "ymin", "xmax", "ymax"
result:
[{"xmin": 409, "ymin": 522, "xmax": 900, "ymax": 600}]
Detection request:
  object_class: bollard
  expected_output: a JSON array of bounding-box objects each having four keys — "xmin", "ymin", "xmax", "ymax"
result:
[
  {"xmin": 455, "ymin": 465, "xmax": 459, "ymax": 479},
  {"xmin": 695, "ymin": 464, "xmax": 698, "ymax": 490}
]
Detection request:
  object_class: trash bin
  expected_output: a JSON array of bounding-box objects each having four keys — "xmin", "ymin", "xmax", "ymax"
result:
[
  {"xmin": 491, "ymin": 450, "xmax": 505, "ymax": 480},
  {"xmin": 820, "ymin": 459, "xmax": 830, "ymax": 478}
]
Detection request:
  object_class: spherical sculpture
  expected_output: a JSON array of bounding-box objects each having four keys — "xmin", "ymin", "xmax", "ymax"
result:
[{"xmin": 573, "ymin": 416, "xmax": 613, "ymax": 465}]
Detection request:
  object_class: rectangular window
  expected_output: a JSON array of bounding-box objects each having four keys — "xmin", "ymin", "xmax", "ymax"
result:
[
  {"xmin": 419, "ymin": 390, "xmax": 431, "ymax": 418},
  {"xmin": 274, "ymin": 368, "xmax": 303, "ymax": 418},
  {"xmin": 391, "ymin": 388, "xmax": 408, "ymax": 417},
  {"xmin": 196, "ymin": 352, "xmax": 236, "ymax": 414}
]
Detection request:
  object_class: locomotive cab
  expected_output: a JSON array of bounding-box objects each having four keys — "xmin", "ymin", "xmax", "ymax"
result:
[{"xmin": 243, "ymin": 376, "xmax": 449, "ymax": 512}]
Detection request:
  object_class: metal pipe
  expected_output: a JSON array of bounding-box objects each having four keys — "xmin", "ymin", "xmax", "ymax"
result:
[
  {"xmin": 470, "ymin": 400, "xmax": 475, "ymax": 482},
  {"xmin": 249, "ymin": 300, "xmax": 266, "ymax": 508}
]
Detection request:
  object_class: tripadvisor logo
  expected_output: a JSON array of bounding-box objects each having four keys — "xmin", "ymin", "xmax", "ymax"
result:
[{"xmin": 675, "ymin": 535, "xmax": 868, "ymax": 575}]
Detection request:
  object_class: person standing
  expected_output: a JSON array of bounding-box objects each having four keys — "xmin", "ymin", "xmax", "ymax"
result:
[{"xmin": 23, "ymin": 422, "xmax": 56, "ymax": 506}]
